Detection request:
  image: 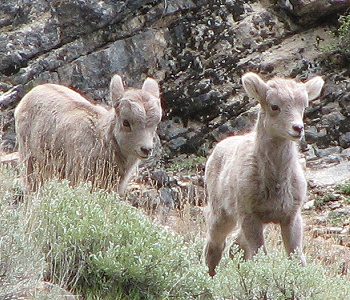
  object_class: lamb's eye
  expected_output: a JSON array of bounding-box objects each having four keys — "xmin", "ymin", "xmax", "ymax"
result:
[
  {"xmin": 270, "ymin": 104, "xmax": 280, "ymax": 111},
  {"xmin": 122, "ymin": 120, "xmax": 130, "ymax": 127}
]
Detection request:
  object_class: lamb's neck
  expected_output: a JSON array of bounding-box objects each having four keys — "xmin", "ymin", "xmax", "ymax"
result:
[
  {"xmin": 254, "ymin": 123, "xmax": 298, "ymax": 179},
  {"xmin": 99, "ymin": 112, "xmax": 128, "ymax": 171},
  {"xmin": 100, "ymin": 109, "xmax": 116, "ymax": 136}
]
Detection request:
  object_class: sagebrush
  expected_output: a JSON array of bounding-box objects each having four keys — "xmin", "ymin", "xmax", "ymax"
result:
[{"xmin": 1, "ymin": 167, "xmax": 350, "ymax": 299}]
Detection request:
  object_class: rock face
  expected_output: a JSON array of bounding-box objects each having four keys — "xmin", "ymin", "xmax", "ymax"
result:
[{"xmin": 1, "ymin": 0, "xmax": 350, "ymax": 158}]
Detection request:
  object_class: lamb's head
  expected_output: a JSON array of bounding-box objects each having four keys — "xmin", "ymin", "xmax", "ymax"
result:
[
  {"xmin": 110, "ymin": 75, "xmax": 162, "ymax": 159},
  {"xmin": 242, "ymin": 72, "xmax": 324, "ymax": 140}
]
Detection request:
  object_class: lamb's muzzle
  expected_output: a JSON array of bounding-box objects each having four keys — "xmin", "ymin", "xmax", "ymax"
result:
[{"xmin": 140, "ymin": 146, "xmax": 153, "ymax": 158}]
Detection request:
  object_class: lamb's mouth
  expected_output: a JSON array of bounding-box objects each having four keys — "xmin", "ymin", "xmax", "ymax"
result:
[
  {"xmin": 136, "ymin": 150, "xmax": 151, "ymax": 159},
  {"xmin": 289, "ymin": 132, "xmax": 303, "ymax": 140}
]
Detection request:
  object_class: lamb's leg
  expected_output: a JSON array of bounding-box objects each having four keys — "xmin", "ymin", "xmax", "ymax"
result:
[
  {"xmin": 238, "ymin": 214, "xmax": 266, "ymax": 260},
  {"xmin": 117, "ymin": 162, "xmax": 138, "ymax": 196},
  {"xmin": 280, "ymin": 213, "xmax": 306, "ymax": 266},
  {"xmin": 117, "ymin": 174, "xmax": 128, "ymax": 197},
  {"xmin": 204, "ymin": 209, "xmax": 235, "ymax": 276},
  {"xmin": 25, "ymin": 156, "xmax": 37, "ymax": 192}
]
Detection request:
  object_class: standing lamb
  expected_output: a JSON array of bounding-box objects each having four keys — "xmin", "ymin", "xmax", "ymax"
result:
[
  {"xmin": 204, "ymin": 72, "xmax": 324, "ymax": 276},
  {"xmin": 14, "ymin": 75, "xmax": 162, "ymax": 195}
]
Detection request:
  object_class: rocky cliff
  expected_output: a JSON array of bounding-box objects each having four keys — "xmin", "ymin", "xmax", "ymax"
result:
[{"xmin": 1, "ymin": 0, "xmax": 350, "ymax": 162}]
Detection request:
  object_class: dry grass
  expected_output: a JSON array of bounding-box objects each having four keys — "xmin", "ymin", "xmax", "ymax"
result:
[{"xmin": 17, "ymin": 145, "xmax": 123, "ymax": 193}]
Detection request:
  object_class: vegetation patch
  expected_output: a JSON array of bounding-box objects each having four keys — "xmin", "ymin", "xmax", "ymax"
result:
[
  {"xmin": 1, "ymin": 168, "xmax": 350, "ymax": 299},
  {"xmin": 167, "ymin": 155, "xmax": 206, "ymax": 173},
  {"xmin": 0, "ymin": 168, "xmax": 44, "ymax": 299},
  {"xmin": 339, "ymin": 181, "xmax": 350, "ymax": 196},
  {"xmin": 213, "ymin": 248, "xmax": 350, "ymax": 300},
  {"xmin": 314, "ymin": 194, "xmax": 332, "ymax": 210},
  {"xmin": 35, "ymin": 181, "xmax": 209, "ymax": 299},
  {"xmin": 336, "ymin": 14, "xmax": 350, "ymax": 58}
]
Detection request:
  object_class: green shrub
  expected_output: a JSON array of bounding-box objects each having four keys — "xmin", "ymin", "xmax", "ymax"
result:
[
  {"xmin": 0, "ymin": 167, "xmax": 44, "ymax": 299},
  {"xmin": 314, "ymin": 195, "xmax": 328, "ymax": 210},
  {"xmin": 35, "ymin": 181, "xmax": 210, "ymax": 299},
  {"xmin": 338, "ymin": 182, "xmax": 350, "ymax": 204},
  {"xmin": 339, "ymin": 181, "xmax": 350, "ymax": 195},
  {"xmin": 34, "ymin": 179, "xmax": 350, "ymax": 299},
  {"xmin": 212, "ymin": 247, "xmax": 350, "ymax": 300},
  {"xmin": 167, "ymin": 155, "xmax": 206, "ymax": 173},
  {"xmin": 321, "ymin": 14, "xmax": 350, "ymax": 60},
  {"xmin": 2, "ymin": 173, "xmax": 350, "ymax": 299},
  {"xmin": 337, "ymin": 14, "xmax": 350, "ymax": 56}
]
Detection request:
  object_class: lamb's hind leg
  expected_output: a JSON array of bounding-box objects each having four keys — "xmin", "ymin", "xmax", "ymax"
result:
[
  {"xmin": 24, "ymin": 156, "xmax": 38, "ymax": 192},
  {"xmin": 280, "ymin": 213, "xmax": 306, "ymax": 266},
  {"xmin": 236, "ymin": 214, "xmax": 266, "ymax": 260},
  {"xmin": 204, "ymin": 208, "xmax": 235, "ymax": 276}
]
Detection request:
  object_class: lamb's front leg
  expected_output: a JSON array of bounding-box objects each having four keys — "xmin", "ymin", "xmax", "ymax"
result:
[
  {"xmin": 117, "ymin": 160, "xmax": 138, "ymax": 196},
  {"xmin": 280, "ymin": 212, "xmax": 306, "ymax": 266}
]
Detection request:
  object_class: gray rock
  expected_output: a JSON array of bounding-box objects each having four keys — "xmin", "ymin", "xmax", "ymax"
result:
[
  {"xmin": 340, "ymin": 132, "xmax": 350, "ymax": 148},
  {"xmin": 341, "ymin": 148, "xmax": 350, "ymax": 160},
  {"xmin": 159, "ymin": 187, "xmax": 175, "ymax": 208},
  {"xmin": 1, "ymin": 0, "xmax": 350, "ymax": 160},
  {"xmin": 328, "ymin": 208, "xmax": 350, "ymax": 219},
  {"xmin": 0, "ymin": 85, "xmax": 24, "ymax": 110},
  {"xmin": 315, "ymin": 146, "xmax": 342, "ymax": 158},
  {"xmin": 150, "ymin": 169, "xmax": 169, "ymax": 188},
  {"xmin": 282, "ymin": 0, "xmax": 350, "ymax": 25},
  {"xmin": 306, "ymin": 160, "xmax": 350, "ymax": 186},
  {"xmin": 168, "ymin": 137, "xmax": 188, "ymax": 152}
]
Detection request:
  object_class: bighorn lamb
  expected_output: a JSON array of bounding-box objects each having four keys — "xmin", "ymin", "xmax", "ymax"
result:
[
  {"xmin": 204, "ymin": 72, "xmax": 324, "ymax": 276},
  {"xmin": 15, "ymin": 75, "xmax": 162, "ymax": 195}
]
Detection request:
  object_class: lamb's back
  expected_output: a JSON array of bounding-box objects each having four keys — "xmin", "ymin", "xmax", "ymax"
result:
[
  {"xmin": 16, "ymin": 84, "xmax": 111, "ymax": 156},
  {"xmin": 21, "ymin": 83, "xmax": 107, "ymax": 115}
]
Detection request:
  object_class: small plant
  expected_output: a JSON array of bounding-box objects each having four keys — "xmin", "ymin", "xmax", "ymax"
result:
[
  {"xmin": 320, "ymin": 13, "xmax": 350, "ymax": 68},
  {"xmin": 337, "ymin": 14, "xmax": 350, "ymax": 57},
  {"xmin": 339, "ymin": 181, "xmax": 350, "ymax": 195},
  {"xmin": 167, "ymin": 155, "xmax": 206, "ymax": 173},
  {"xmin": 314, "ymin": 194, "xmax": 331, "ymax": 210},
  {"xmin": 328, "ymin": 214, "xmax": 348, "ymax": 226},
  {"xmin": 338, "ymin": 182, "xmax": 350, "ymax": 204},
  {"xmin": 323, "ymin": 13, "xmax": 350, "ymax": 58}
]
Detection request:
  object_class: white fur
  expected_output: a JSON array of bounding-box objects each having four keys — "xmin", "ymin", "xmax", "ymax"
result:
[
  {"xmin": 204, "ymin": 72, "xmax": 324, "ymax": 276},
  {"xmin": 15, "ymin": 75, "xmax": 162, "ymax": 195}
]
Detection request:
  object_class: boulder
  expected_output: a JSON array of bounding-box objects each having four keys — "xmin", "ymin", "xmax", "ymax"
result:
[{"xmin": 281, "ymin": 0, "xmax": 350, "ymax": 25}]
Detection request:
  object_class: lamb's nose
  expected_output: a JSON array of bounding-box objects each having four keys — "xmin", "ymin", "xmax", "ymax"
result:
[
  {"xmin": 140, "ymin": 147, "xmax": 152, "ymax": 156},
  {"xmin": 292, "ymin": 124, "xmax": 304, "ymax": 134}
]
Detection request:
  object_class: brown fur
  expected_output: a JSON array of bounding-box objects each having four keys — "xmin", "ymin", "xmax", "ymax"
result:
[
  {"xmin": 204, "ymin": 72, "xmax": 324, "ymax": 276},
  {"xmin": 14, "ymin": 75, "xmax": 162, "ymax": 195}
]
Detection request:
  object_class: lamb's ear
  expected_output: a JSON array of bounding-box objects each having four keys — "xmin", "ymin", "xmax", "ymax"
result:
[
  {"xmin": 142, "ymin": 77, "xmax": 159, "ymax": 98},
  {"xmin": 242, "ymin": 72, "xmax": 267, "ymax": 104},
  {"xmin": 304, "ymin": 76, "xmax": 324, "ymax": 101},
  {"xmin": 110, "ymin": 74, "xmax": 125, "ymax": 105}
]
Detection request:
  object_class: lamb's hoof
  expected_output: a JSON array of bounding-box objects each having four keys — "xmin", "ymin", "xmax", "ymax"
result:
[{"xmin": 208, "ymin": 269, "xmax": 216, "ymax": 277}]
